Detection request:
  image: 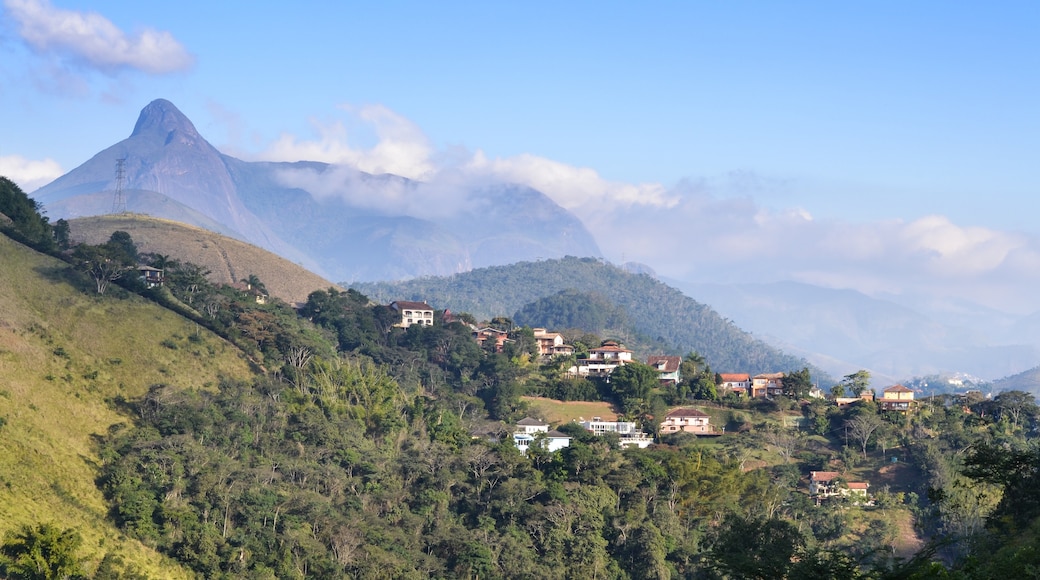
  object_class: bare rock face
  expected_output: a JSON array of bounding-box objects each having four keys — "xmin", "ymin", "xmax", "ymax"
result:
[{"xmin": 34, "ymin": 99, "xmax": 602, "ymax": 282}]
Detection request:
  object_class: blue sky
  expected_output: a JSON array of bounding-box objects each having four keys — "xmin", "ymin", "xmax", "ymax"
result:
[{"xmin": 2, "ymin": 0, "xmax": 1040, "ymax": 312}]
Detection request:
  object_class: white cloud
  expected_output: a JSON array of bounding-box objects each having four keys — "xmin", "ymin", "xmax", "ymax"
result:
[
  {"xmin": 4, "ymin": 0, "xmax": 194, "ymax": 74},
  {"xmin": 257, "ymin": 103, "xmax": 677, "ymax": 219},
  {"xmin": 259, "ymin": 104, "xmax": 436, "ymax": 180},
  {"xmin": 591, "ymin": 187, "xmax": 1040, "ymax": 312},
  {"xmin": 0, "ymin": 154, "xmax": 63, "ymax": 191},
  {"xmin": 251, "ymin": 102, "xmax": 1040, "ymax": 312},
  {"xmin": 463, "ymin": 151, "xmax": 677, "ymax": 210}
]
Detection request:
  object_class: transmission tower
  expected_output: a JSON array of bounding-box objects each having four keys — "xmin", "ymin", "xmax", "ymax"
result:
[{"xmin": 112, "ymin": 157, "xmax": 127, "ymax": 214}]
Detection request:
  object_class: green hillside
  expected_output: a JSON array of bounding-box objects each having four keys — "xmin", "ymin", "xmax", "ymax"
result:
[
  {"xmin": 352, "ymin": 257, "xmax": 815, "ymax": 376},
  {"xmin": 0, "ymin": 233, "xmax": 255, "ymax": 577}
]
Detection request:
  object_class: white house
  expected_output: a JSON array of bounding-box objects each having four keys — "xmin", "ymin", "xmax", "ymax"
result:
[
  {"xmin": 390, "ymin": 300, "xmax": 434, "ymax": 328},
  {"xmin": 512, "ymin": 418, "xmax": 571, "ymax": 454},
  {"xmin": 569, "ymin": 341, "xmax": 634, "ymax": 377},
  {"xmin": 578, "ymin": 417, "xmax": 654, "ymax": 448},
  {"xmin": 515, "ymin": 417, "xmax": 549, "ymax": 434}
]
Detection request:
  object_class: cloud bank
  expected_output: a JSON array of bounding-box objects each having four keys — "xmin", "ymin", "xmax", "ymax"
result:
[
  {"xmin": 0, "ymin": 154, "xmax": 63, "ymax": 191},
  {"xmin": 4, "ymin": 0, "xmax": 194, "ymax": 74},
  {"xmin": 253, "ymin": 104, "xmax": 1040, "ymax": 314}
]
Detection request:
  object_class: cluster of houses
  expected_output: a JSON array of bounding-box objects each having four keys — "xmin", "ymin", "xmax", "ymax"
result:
[
  {"xmin": 510, "ymin": 407, "xmax": 713, "ymax": 455},
  {"xmin": 396, "ymin": 300, "xmax": 932, "ymax": 502}
]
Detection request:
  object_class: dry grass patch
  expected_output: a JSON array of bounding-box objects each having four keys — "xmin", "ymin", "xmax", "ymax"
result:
[
  {"xmin": 69, "ymin": 214, "xmax": 340, "ymax": 304},
  {"xmin": 522, "ymin": 396, "xmax": 619, "ymax": 425}
]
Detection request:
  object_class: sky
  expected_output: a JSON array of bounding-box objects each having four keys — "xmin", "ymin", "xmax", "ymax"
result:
[{"xmin": 2, "ymin": 0, "xmax": 1040, "ymax": 313}]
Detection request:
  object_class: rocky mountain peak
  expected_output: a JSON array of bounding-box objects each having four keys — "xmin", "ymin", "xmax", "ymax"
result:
[{"xmin": 130, "ymin": 98, "xmax": 201, "ymax": 142}]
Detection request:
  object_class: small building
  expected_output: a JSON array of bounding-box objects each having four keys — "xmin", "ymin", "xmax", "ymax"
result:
[
  {"xmin": 659, "ymin": 407, "xmax": 712, "ymax": 434},
  {"xmin": 390, "ymin": 300, "xmax": 434, "ymax": 328},
  {"xmin": 646, "ymin": 355, "xmax": 682, "ymax": 385},
  {"xmin": 836, "ymin": 391, "xmax": 875, "ymax": 407},
  {"xmin": 879, "ymin": 384, "xmax": 915, "ymax": 412},
  {"xmin": 231, "ymin": 280, "xmax": 269, "ymax": 304},
  {"xmin": 512, "ymin": 417, "xmax": 571, "ymax": 454},
  {"xmin": 137, "ymin": 265, "xmax": 164, "ymax": 288},
  {"xmin": 810, "ymin": 471, "xmax": 870, "ymax": 500},
  {"xmin": 718, "ymin": 373, "xmax": 752, "ymax": 396}
]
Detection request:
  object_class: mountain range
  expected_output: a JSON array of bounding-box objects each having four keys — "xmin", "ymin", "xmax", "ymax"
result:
[
  {"xmin": 28, "ymin": 98, "xmax": 1040, "ymax": 384},
  {"xmin": 677, "ymin": 280, "xmax": 1040, "ymax": 384},
  {"xmin": 34, "ymin": 99, "xmax": 601, "ymax": 283}
]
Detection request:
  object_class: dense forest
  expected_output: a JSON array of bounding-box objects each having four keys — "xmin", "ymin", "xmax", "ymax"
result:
[
  {"xmin": 351, "ymin": 257, "xmax": 816, "ymax": 377},
  {"xmin": 3, "ymin": 176, "xmax": 1040, "ymax": 578}
]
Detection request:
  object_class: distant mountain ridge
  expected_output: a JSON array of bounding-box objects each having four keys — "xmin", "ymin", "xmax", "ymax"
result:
[
  {"xmin": 351, "ymin": 256, "xmax": 820, "ymax": 378},
  {"xmin": 34, "ymin": 99, "xmax": 602, "ymax": 282},
  {"xmin": 679, "ymin": 280, "xmax": 1040, "ymax": 382}
]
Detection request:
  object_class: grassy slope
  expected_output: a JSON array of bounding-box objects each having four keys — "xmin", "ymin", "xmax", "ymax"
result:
[
  {"xmin": 521, "ymin": 396, "xmax": 619, "ymax": 424},
  {"xmin": 68, "ymin": 213, "xmax": 341, "ymax": 305},
  {"xmin": 0, "ymin": 234, "xmax": 255, "ymax": 577}
]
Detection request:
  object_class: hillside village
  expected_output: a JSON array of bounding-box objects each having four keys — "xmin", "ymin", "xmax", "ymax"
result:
[
  {"xmin": 2, "ymin": 181, "xmax": 1039, "ymax": 578},
  {"xmin": 398, "ymin": 295, "xmax": 944, "ymax": 505}
]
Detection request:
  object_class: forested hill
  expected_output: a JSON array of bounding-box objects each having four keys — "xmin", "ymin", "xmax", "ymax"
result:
[{"xmin": 352, "ymin": 256, "xmax": 813, "ymax": 375}]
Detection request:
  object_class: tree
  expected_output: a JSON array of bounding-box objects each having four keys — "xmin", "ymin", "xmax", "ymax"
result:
[
  {"xmin": 708, "ymin": 514, "xmax": 806, "ymax": 580},
  {"xmin": 689, "ymin": 369, "xmax": 718, "ymax": 401},
  {"xmin": 679, "ymin": 351, "xmax": 705, "ymax": 378},
  {"xmin": 72, "ymin": 244, "xmax": 130, "ymax": 294},
  {"xmin": 0, "ymin": 176, "xmax": 55, "ymax": 251},
  {"xmin": 781, "ymin": 367, "xmax": 813, "ymax": 399},
  {"xmin": 609, "ymin": 362, "xmax": 659, "ymax": 417},
  {"xmin": 51, "ymin": 219, "xmax": 70, "ymax": 250},
  {"xmin": 0, "ymin": 523, "xmax": 85, "ymax": 580},
  {"xmin": 105, "ymin": 231, "xmax": 138, "ymax": 265},
  {"xmin": 240, "ymin": 274, "xmax": 267, "ymax": 298},
  {"xmin": 992, "ymin": 390, "xmax": 1038, "ymax": 431},
  {"xmin": 846, "ymin": 413, "xmax": 884, "ymax": 458},
  {"xmin": 840, "ymin": 370, "xmax": 871, "ymax": 396}
]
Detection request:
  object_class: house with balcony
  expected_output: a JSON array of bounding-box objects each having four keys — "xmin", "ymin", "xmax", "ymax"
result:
[
  {"xmin": 659, "ymin": 407, "xmax": 713, "ymax": 434},
  {"xmin": 879, "ymin": 384, "xmax": 915, "ymax": 412},
  {"xmin": 578, "ymin": 417, "xmax": 654, "ymax": 448},
  {"xmin": 752, "ymin": 372, "xmax": 786, "ymax": 398},
  {"xmin": 137, "ymin": 265, "xmax": 164, "ymax": 288},
  {"xmin": 532, "ymin": 328, "xmax": 574, "ymax": 358},
  {"xmin": 568, "ymin": 341, "xmax": 633, "ymax": 377},
  {"xmin": 390, "ymin": 300, "xmax": 434, "ymax": 328}
]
